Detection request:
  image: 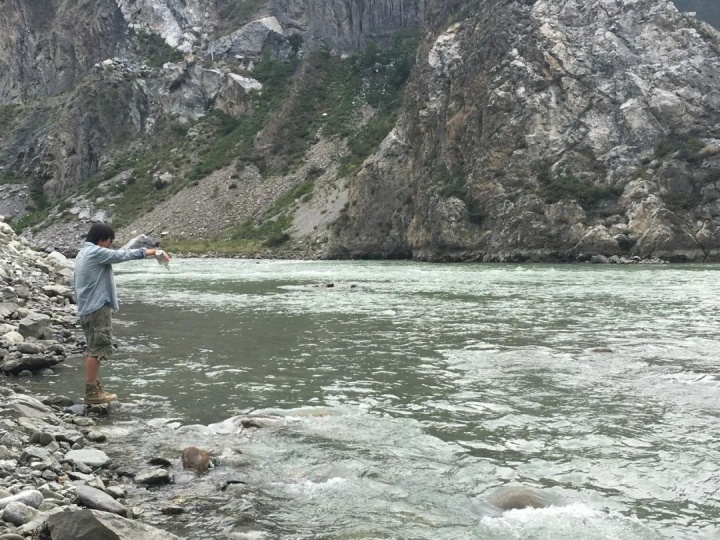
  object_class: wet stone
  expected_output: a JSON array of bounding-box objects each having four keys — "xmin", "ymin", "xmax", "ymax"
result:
[
  {"xmin": 86, "ymin": 431, "xmax": 107, "ymax": 443},
  {"xmin": 148, "ymin": 457, "xmax": 172, "ymax": 468},
  {"xmin": 63, "ymin": 404, "xmax": 86, "ymax": 416},
  {"xmin": 135, "ymin": 468, "xmax": 172, "ymax": 486},
  {"xmin": 104, "ymin": 486, "xmax": 125, "ymax": 499},
  {"xmin": 161, "ymin": 505, "xmax": 184, "ymax": 515},
  {"xmin": 29, "ymin": 432, "xmax": 55, "ymax": 446},
  {"xmin": 73, "ymin": 417, "xmax": 96, "ymax": 427}
]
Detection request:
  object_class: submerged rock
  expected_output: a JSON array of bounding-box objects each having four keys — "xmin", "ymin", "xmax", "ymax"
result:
[{"xmin": 486, "ymin": 484, "xmax": 551, "ymax": 511}]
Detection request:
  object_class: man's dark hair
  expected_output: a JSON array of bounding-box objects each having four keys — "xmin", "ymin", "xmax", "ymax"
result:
[{"xmin": 86, "ymin": 223, "xmax": 115, "ymax": 245}]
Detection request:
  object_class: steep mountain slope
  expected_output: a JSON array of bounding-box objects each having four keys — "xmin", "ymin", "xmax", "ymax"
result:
[
  {"xmin": 330, "ymin": 0, "xmax": 720, "ymax": 262},
  {"xmin": 1, "ymin": 0, "xmax": 720, "ymax": 262}
]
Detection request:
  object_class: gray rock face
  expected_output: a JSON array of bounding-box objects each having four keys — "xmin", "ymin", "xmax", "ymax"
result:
[
  {"xmin": 41, "ymin": 509, "xmax": 180, "ymax": 540},
  {"xmin": 270, "ymin": 0, "xmax": 426, "ymax": 51},
  {"xmin": 331, "ymin": 0, "xmax": 720, "ymax": 262},
  {"xmin": 0, "ymin": 0, "xmax": 128, "ymax": 102},
  {"xmin": 209, "ymin": 16, "xmax": 286, "ymax": 59},
  {"xmin": 73, "ymin": 484, "xmax": 128, "ymax": 517}
]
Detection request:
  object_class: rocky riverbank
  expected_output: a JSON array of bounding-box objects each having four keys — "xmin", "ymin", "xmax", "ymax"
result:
[{"xmin": 0, "ymin": 217, "xmax": 188, "ymax": 538}]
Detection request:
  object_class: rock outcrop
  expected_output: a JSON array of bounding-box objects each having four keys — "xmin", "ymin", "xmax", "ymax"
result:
[{"xmin": 330, "ymin": 0, "xmax": 720, "ymax": 262}]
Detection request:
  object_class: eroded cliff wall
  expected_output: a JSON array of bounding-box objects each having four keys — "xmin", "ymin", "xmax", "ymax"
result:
[{"xmin": 330, "ymin": 0, "xmax": 720, "ymax": 262}]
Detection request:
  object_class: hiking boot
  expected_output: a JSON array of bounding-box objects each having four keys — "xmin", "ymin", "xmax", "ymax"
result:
[{"xmin": 85, "ymin": 381, "xmax": 117, "ymax": 404}]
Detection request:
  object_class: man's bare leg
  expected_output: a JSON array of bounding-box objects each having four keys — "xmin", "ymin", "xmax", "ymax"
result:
[
  {"xmin": 86, "ymin": 356, "xmax": 100, "ymax": 384},
  {"xmin": 84, "ymin": 356, "xmax": 117, "ymax": 403}
]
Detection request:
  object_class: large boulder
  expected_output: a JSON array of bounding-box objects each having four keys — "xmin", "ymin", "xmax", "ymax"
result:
[
  {"xmin": 2, "ymin": 501, "xmax": 38, "ymax": 526},
  {"xmin": 17, "ymin": 313, "xmax": 52, "ymax": 340},
  {"xmin": 2, "ymin": 354, "xmax": 63, "ymax": 375},
  {"xmin": 39, "ymin": 509, "xmax": 181, "ymax": 540}
]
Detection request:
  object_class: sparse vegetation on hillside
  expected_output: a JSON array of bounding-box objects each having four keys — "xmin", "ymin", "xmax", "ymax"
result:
[
  {"xmin": 231, "ymin": 179, "xmax": 315, "ymax": 246},
  {"xmin": 72, "ymin": 49, "xmax": 298, "ymax": 231},
  {"xmin": 19, "ymin": 32, "xmax": 417, "ymax": 248},
  {"xmin": 216, "ymin": 0, "xmax": 265, "ymax": 37},
  {"xmin": 436, "ymin": 165, "xmax": 485, "ymax": 225},
  {"xmin": 535, "ymin": 164, "xmax": 621, "ymax": 209},
  {"xmin": 136, "ymin": 32, "xmax": 183, "ymax": 68},
  {"xmin": 655, "ymin": 132, "xmax": 705, "ymax": 163},
  {"xmin": 257, "ymin": 32, "xmax": 417, "ymax": 175}
]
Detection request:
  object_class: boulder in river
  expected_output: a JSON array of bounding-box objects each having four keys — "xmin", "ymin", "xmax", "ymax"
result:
[
  {"xmin": 486, "ymin": 484, "xmax": 551, "ymax": 511},
  {"xmin": 181, "ymin": 446, "xmax": 212, "ymax": 474}
]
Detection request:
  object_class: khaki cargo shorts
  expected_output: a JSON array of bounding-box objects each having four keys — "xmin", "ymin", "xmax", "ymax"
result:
[{"xmin": 80, "ymin": 304, "xmax": 113, "ymax": 361}]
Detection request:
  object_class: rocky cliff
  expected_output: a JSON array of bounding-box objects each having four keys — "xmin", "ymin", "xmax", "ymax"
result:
[
  {"xmin": 330, "ymin": 0, "xmax": 720, "ymax": 262},
  {"xmin": 1, "ymin": 0, "xmax": 719, "ymax": 262}
]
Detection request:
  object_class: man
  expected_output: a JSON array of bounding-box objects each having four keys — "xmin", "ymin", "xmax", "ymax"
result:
[{"xmin": 74, "ymin": 223, "xmax": 170, "ymax": 404}]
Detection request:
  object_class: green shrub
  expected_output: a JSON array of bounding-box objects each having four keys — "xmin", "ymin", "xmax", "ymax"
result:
[
  {"xmin": 136, "ymin": 31, "xmax": 183, "ymax": 68},
  {"xmin": 661, "ymin": 191, "xmax": 701, "ymax": 211},
  {"xmin": 538, "ymin": 173, "xmax": 621, "ymax": 208},
  {"xmin": 655, "ymin": 133, "xmax": 705, "ymax": 162},
  {"xmin": 262, "ymin": 232, "xmax": 290, "ymax": 247},
  {"xmin": 216, "ymin": 0, "xmax": 265, "ymax": 37}
]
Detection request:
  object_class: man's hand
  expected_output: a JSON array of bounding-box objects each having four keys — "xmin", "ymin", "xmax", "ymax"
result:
[{"xmin": 147, "ymin": 249, "xmax": 171, "ymax": 268}]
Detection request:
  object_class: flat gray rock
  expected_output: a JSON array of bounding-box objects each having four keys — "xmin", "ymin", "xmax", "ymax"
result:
[
  {"xmin": 134, "ymin": 468, "xmax": 171, "ymax": 486},
  {"xmin": 65, "ymin": 449, "xmax": 110, "ymax": 468},
  {"xmin": 73, "ymin": 484, "xmax": 127, "ymax": 517},
  {"xmin": 42, "ymin": 509, "xmax": 180, "ymax": 540}
]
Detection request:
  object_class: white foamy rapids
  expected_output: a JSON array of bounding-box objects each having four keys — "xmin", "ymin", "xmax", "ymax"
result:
[{"xmin": 480, "ymin": 504, "xmax": 661, "ymax": 539}]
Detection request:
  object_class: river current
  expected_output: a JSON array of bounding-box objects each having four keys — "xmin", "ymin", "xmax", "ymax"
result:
[{"xmin": 25, "ymin": 260, "xmax": 720, "ymax": 539}]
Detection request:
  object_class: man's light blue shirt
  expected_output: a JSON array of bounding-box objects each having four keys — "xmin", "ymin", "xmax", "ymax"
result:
[{"xmin": 74, "ymin": 242, "xmax": 146, "ymax": 317}]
